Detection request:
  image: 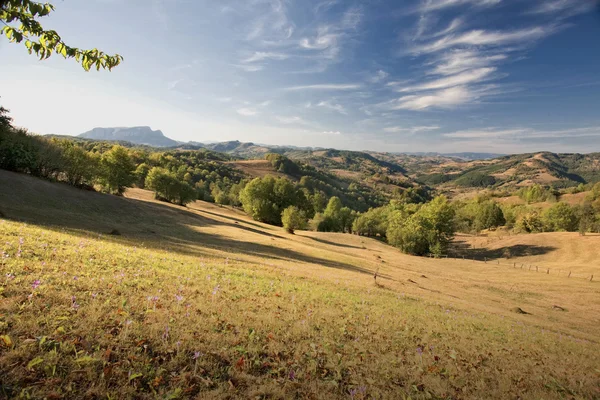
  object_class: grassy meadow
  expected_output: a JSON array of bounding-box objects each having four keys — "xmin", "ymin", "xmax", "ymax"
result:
[{"xmin": 1, "ymin": 169, "xmax": 600, "ymax": 399}]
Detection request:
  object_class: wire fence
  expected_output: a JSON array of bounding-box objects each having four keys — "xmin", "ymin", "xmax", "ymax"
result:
[{"xmin": 428, "ymin": 254, "xmax": 596, "ymax": 282}]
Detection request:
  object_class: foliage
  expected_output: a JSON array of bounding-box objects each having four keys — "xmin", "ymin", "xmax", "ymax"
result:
[
  {"xmin": 145, "ymin": 167, "xmax": 197, "ymax": 206},
  {"xmin": 352, "ymin": 206, "xmax": 391, "ymax": 237},
  {"xmin": 387, "ymin": 196, "xmax": 455, "ymax": 256},
  {"xmin": 514, "ymin": 210, "xmax": 544, "ymax": 233},
  {"xmin": 454, "ymin": 199, "xmax": 505, "ymax": 233},
  {"xmin": 1, "ymin": 0, "xmax": 123, "ymax": 70},
  {"xmin": 239, "ymin": 176, "xmax": 305, "ymax": 226},
  {"xmin": 454, "ymin": 171, "xmax": 497, "ymax": 188},
  {"xmin": 542, "ymin": 202, "xmax": 579, "ymax": 232},
  {"xmin": 281, "ymin": 206, "xmax": 307, "ymax": 234},
  {"xmin": 517, "ymin": 184, "xmax": 558, "ymax": 204},
  {"xmin": 99, "ymin": 145, "xmax": 136, "ymax": 195}
]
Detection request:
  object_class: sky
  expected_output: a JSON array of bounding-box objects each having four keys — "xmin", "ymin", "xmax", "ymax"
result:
[{"xmin": 1, "ymin": 0, "xmax": 600, "ymax": 154}]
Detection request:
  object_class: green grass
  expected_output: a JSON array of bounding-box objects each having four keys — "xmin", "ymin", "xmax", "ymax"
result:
[{"xmin": 1, "ymin": 170, "xmax": 600, "ymax": 398}]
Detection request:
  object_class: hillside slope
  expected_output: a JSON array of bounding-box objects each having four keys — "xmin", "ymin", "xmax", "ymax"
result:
[{"xmin": 2, "ymin": 170, "xmax": 599, "ymax": 398}]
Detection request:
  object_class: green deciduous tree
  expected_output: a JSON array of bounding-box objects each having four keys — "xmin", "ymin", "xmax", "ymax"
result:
[
  {"xmin": 281, "ymin": 206, "xmax": 307, "ymax": 234},
  {"xmin": 99, "ymin": 145, "xmax": 136, "ymax": 195},
  {"xmin": 145, "ymin": 167, "xmax": 197, "ymax": 206},
  {"xmin": 543, "ymin": 202, "xmax": 579, "ymax": 232},
  {"xmin": 387, "ymin": 196, "xmax": 455, "ymax": 257},
  {"xmin": 1, "ymin": 0, "xmax": 123, "ymax": 71}
]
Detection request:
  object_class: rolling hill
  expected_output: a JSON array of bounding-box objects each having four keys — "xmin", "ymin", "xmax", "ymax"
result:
[{"xmin": 1, "ymin": 169, "xmax": 599, "ymax": 398}]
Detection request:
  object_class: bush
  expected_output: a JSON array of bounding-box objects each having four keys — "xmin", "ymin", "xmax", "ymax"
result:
[
  {"xmin": 281, "ymin": 206, "xmax": 307, "ymax": 234},
  {"xmin": 515, "ymin": 210, "xmax": 543, "ymax": 233}
]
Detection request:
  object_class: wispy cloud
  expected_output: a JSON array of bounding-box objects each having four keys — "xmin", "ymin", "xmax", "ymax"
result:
[
  {"xmin": 242, "ymin": 52, "xmax": 290, "ymax": 63},
  {"xmin": 528, "ymin": 0, "xmax": 597, "ymax": 17},
  {"xmin": 398, "ymin": 67, "xmax": 496, "ymax": 92},
  {"xmin": 412, "ymin": 26, "xmax": 553, "ymax": 54},
  {"xmin": 323, "ymin": 130, "xmax": 342, "ymax": 135},
  {"xmin": 237, "ymin": 108, "xmax": 259, "ymax": 116},
  {"xmin": 314, "ymin": 100, "xmax": 348, "ymax": 114},
  {"xmin": 443, "ymin": 126, "xmax": 600, "ymax": 139},
  {"xmin": 384, "ymin": 125, "xmax": 440, "ymax": 134},
  {"xmin": 428, "ymin": 50, "xmax": 507, "ymax": 76},
  {"xmin": 390, "ymin": 86, "xmax": 478, "ymax": 110},
  {"xmin": 419, "ymin": 0, "xmax": 501, "ymax": 13},
  {"xmin": 284, "ymin": 83, "xmax": 362, "ymax": 91},
  {"xmin": 368, "ymin": 70, "xmax": 390, "ymax": 84},
  {"xmin": 276, "ymin": 116, "xmax": 309, "ymax": 125}
]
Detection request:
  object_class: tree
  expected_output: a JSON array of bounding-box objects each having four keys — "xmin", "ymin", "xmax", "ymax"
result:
[
  {"xmin": 281, "ymin": 206, "xmax": 307, "ymax": 234},
  {"xmin": 515, "ymin": 210, "xmax": 543, "ymax": 233},
  {"xmin": 386, "ymin": 196, "xmax": 455, "ymax": 257},
  {"xmin": 100, "ymin": 145, "xmax": 135, "ymax": 195},
  {"xmin": 59, "ymin": 140, "xmax": 96, "ymax": 187},
  {"xmin": 145, "ymin": 167, "xmax": 196, "ymax": 206},
  {"xmin": 474, "ymin": 200, "xmax": 505, "ymax": 231},
  {"xmin": 543, "ymin": 202, "xmax": 579, "ymax": 232},
  {"xmin": 1, "ymin": 0, "xmax": 123, "ymax": 71}
]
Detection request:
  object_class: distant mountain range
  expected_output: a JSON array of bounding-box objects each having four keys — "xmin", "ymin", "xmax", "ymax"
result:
[
  {"xmin": 79, "ymin": 127, "xmax": 178, "ymax": 147},
  {"xmin": 76, "ymin": 127, "xmax": 502, "ymax": 160}
]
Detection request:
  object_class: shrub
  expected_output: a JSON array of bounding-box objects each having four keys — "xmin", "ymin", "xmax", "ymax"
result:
[{"xmin": 515, "ymin": 210, "xmax": 543, "ymax": 233}]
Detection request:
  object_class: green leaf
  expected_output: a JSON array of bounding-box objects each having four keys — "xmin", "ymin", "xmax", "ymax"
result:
[
  {"xmin": 27, "ymin": 357, "xmax": 44, "ymax": 370},
  {"xmin": 128, "ymin": 372, "xmax": 143, "ymax": 382},
  {"xmin": 75, "ymin": 356, "xmax": 100, "ymax": 364}
]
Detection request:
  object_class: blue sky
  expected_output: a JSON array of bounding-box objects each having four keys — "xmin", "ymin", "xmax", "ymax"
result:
[{"xmin": 1, "ymin": 0, "xmax": 600, "ymax": 153}]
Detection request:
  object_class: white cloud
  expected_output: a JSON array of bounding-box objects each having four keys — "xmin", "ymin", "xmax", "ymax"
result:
[
  {"xmin": 284, "ymin": 83, "xmax": 362, "ymax": 91},
  {"xmin": 529, "ymin": 0, "xmax": 597, "ymax": 17},
  {"xmin": 429, "ymin": 50, "xmax": 507, "ymax": 76},
  {"xmin": 368, "ymin": 70, "xmax": 390, "ymax": 84},
  {"xmin": 391, "ymin": 86, "xmax": 477, "ymax": 110},
  {"xmin": 237, "ymin": 108, "xmax": 259, "ymax": 116},
  {"xmin": 276, "ymin": 116, "xmax": 309, "ymax": 125},
  {"xmin": 242, "ymin": 52, "xmax": 290, "ymax": 63},
  {"xmin": 420, "ymin": 0, "xmax": 501, "ymax": 12},
  {"xmin": 234, "ymin": 64, "xmax": 265, "ymax": 72},
  {"xmin": 323, "ymin": 130, "xmax": 342, "ymax": 135},
  {"xmin": 315, "ymin": 100, "xmax": 348, "ymax": 114},
  {"xmin": 399, "ymin": 67, "xmax": 496, "ymax": 92},
  {"xmin": 384, "ymin": 125, "xmax": 440, "ymax": 134},
  {"xmin": 413, "ymin": 27, "xmax": 552, "ymax": 54},
  {"xmin": 443, "ymin": 126, "xmax": 600, "ymax": 139}
]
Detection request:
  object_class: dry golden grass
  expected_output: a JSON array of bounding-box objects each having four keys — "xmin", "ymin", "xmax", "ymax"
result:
[{"xmin": 1, "ymin": 170, "xmax": 600, "ymax": 399}]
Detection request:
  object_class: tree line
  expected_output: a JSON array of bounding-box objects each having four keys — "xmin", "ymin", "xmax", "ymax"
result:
[{"xmin": 2, "ymin": 116, "xmax": 599, "ymax": 259}]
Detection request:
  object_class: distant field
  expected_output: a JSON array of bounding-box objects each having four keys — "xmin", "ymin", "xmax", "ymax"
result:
[{"xmin": 1, "ymin": 170, "xmax": 599, "ymax": 399}]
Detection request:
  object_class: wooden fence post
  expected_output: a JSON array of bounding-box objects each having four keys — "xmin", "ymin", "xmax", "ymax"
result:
[
  {"xmin": 591, "ymin": 275, "xmax": 594, "ymax": 282},
  {"xmin": 484, "ymin": 257, "xmax": 487, "ymax": 264},
  {"xmin": 536, "ymin": 266, "xmax": 538, "ymax": 272},
  {"xmin": 568, "ymin": 271, "xmax": 571, "ymax": 278},
  {"xmin": 547, "ymin": 268, "xmax": 549, "ymax": 275}
]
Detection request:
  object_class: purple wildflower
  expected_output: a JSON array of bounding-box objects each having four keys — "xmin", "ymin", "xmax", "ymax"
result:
[
  {"xmin": 31, "ymin": 280, "xmax": 41, "ymax": 290},
  {"xmin": 175, "ymin": 294, "xmax": 184, "ymax": 302},
  {"xmin": 416, "ymin": 347, "xmax": 423, "ymax": 356},
  {"xmin": 212, "ymin": 285, "xmax": 220, "ymax": 296},
  {"xmin": 193, "ymin": 351, "xmax": 202, "ymax": 360},
  {"xmin": 289, "ymin": 370, "xmax": 296, "ymax": 381}
]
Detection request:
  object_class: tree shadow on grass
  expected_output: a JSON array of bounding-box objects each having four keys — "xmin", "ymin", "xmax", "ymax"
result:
[
  {"xmin": 306, "ymin": 236, "xmax": 365, "ymax": 250},
  {"xmin": 0, "ymin": 170, "xmax": 373, "ymax": 277},
  {"xmin": 451, "ymin": 239, "xmax": 557, "ymax": 260}
]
